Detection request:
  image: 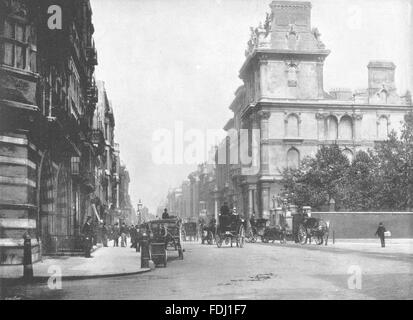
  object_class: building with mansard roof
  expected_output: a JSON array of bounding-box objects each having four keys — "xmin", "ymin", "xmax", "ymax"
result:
[{"xmin": 217, "ymin": 1, "xmax": 412, "ymax": 220}]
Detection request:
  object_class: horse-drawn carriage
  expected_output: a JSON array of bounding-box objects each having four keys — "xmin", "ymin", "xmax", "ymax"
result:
[
  {"xmin": 248, "ymin": 206, "xmax": 329, "ymax": 245},
  {"xmin": 199, "ymin": 217, "xmax": 216, "ymax": 245},
  {"xmin": 215, "ymin": 214, "xmax": 245, "ymax": 248},
  {"xmin": 147, "ymin": 217, "xmax": 184, "ymax": 267},
  {"xmin": 294, "ymin": 214, "xmax": 329, "ymax": 245}
]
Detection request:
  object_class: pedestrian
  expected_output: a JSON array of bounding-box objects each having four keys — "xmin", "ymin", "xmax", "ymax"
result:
[
  {"xmin": 375, "ymin": 222, "xmax": 386, "ymax": 248},
  {"xmin": 120, "ymin": 223, "xmax": 127, "ymax": 247},
  {"xmin": 162, "ymin": 208, "xmax": 170, "ymax": 219},
  {"xmin": 113, "ymin": 223, "xmax": 120, "ymax": 247},
  {"xmin": 81, "ymin": 217, "xmax": 93, "ymax": 258},
  {"xmin": 220, "ymin": 202, "xmax": 230, "ymax": 216},
  {"xmin": 130, "ymin": 224, "xmax": 137, "ymax": 248},
  {"xmin": 102, "ymin": 222, "xmax": 108, "ymax": 247}
]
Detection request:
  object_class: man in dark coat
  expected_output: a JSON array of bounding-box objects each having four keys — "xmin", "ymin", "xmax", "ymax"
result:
[
  {"xmin": 130, "ymin": 224, "xmax": 137, "ymax": 249},
  {"xmin": 375, "ymin": 222, "xmax": 386, "ymax": 248},
  {"xmin": 220, "ymin": 202, "xmax": 230, "ymax": 216},
  {"xmin": 112, "ymin": 223, "xmax": 120, "ymax": 247},
  {"xmin": 102, "ymin": 222, "xmax": 108, "ymax": 247},
  {"xmin": 162, "ymin": 208, "xmax": 170, "ymax": 219},
  {"xmin": 81, "ymin": 217, "xmax": 93, "ymax": 257}
]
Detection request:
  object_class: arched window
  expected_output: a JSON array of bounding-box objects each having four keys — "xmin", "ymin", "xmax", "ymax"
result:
[
  {"xmin": 377, "ymin": 116, "xmax": 389, "ymax": 140},
  {"xmin": 286, "ymin": 114, "xmax": 299, "ymax": 137},
  {"xmin": 326, "ymin": 116, "xmax": 338, "ymax": 140},
  {"xmin": 287, "ymin": 148, "xmax": 300, "ymax": 169},
  {"xmin": 287, "ymin": 65, "xmax": 298, "ymax": 87},
  {"xmin": 342, "ymin": 149, "xmax": 354, "ymax": 163},
  {"xmin": 339, "ymin": 116, "xmax": 353, "ymax": 140}
]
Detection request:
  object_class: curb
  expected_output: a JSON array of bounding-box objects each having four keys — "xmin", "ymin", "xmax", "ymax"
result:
[{"xmin": 0, "ymin": 268, "xmax": 151, "ymax": 284}]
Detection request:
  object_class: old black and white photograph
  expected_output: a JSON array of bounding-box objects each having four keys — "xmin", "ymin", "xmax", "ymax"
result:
[{"xmin": 0, "ymin": 0, "xmax": 412, "ymax": 302}]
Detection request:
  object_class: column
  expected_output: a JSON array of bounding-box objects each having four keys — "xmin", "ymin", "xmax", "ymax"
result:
[
  {"xmin": 251, "ymin": 114, "xmax": 260, "ymax": 170},
  {"xmin": 316, "ymin": 112, "xmax": 326, "ymax": 140},
  {"xmin": 260, "ymin": 182, "xmax": 271, "ymax": 219},
  {"xmin": 248, "ymin": 187, "xmax": 254, "ymax": 218},
  {"xmin": 352, "ymin": 112, "xmax": 363, "ymax": 141},
  {"xmin": 258, "ymin": 111, "xmax": 271, "ymax": 175}
]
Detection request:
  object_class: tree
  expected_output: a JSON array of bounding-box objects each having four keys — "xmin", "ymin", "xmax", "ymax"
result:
[
  {"xmin": 282, "ymin": 113, "xmax": 413, "ymax": 212},
  {"xmin": 373, "ymin": 112, "xmax": 413, "ymax": 210},
  {"xmin": 282, "ymin": 144, "xmax": 350, "ymax": 210},
  {"xmin": 342, "ymin": 150, "xmax": 379, "ymax": 211}
]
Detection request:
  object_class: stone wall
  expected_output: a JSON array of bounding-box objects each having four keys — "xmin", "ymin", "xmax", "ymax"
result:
[{"xmin": 312, "ymin": 211, "xmax": 413, "ymax": 239}]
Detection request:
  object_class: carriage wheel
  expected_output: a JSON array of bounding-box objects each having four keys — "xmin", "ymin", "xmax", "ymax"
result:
[
  {"xmin": 280, "ymin": 231, "xmax": 286, "ymax": 244},
  {"xmin": 298, "ymin": 225, "xmax": 307, "ymax": 245},
  {"xmin": 237, "ymin": 225, "xmax": 245, "ymax": 248},
  {"xmin": 315, "ymin": 235, "xmax": 323, "ymax": 245},
  {"xmin": 216, "ymin": 234, "xmax": 222, "ymax": 248},
  {"xmin": 251, "ymin": 234, "xmax": 257, "ymax": 243},
  {"xmin": 163, "ymin": 250, "xmax": 168, "ymax": 267}
]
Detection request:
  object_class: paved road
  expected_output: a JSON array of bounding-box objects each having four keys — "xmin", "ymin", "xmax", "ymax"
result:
[{"xmin": 2, "ymin": 240, "xmax": 412, "ymax": 299}]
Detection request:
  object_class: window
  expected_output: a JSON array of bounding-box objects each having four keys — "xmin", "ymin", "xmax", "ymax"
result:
[
  {"xmin": 286, "ymin": 114, "xmax": 299, "ymax": 137},
  {"xmin": 339, "ymin": 116, "xmax": 353, "ymax": 140},
  {"xmin": 326, "ymin": 116, "xmax": 338, "ymax": 140},
  {"xmin": 1, "ymin": 17, "xmax": 36, "ymax": 72},
  {"xmin": 377, "ymin": 116, "xmax": 389, "ymax": 140},
  {"xmin": 342, "ymin": 149, "xmax": 354, "ymax": 163},
  {"xmin": 287, "ymin": 148, "xmax": 300, "ymax": 169},
  {"xmin": 287, "ymin": 65, "xmax": 298, "ymax": 87}
]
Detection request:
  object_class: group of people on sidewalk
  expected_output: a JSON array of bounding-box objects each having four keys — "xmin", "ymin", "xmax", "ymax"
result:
[{"xmin": 81, "ymin": 218, "xmax": 147, "ymax": 257}]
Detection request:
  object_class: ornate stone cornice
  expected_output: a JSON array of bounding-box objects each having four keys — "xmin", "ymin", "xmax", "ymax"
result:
[
  {"xmin": 257, "ymin": 110, "xmax": 271, "ymax": 120},
  {"xmin": 352, "ymin": 113, "xmax": 363, "ymax": 121}
]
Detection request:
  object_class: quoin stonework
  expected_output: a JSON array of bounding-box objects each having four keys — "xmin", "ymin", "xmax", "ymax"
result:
[
  {"xmin": 165, "ymin": 0, "xmax": 412, "ymax": 223},
  {"xmin": 0, "ymin": 0, "xmax": 134, "ymax": 264}
]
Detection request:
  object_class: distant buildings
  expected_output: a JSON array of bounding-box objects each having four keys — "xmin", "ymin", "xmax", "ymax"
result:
[{"xmin": 0, "ymin": 0, "xmax": 133, "ymax": 263}]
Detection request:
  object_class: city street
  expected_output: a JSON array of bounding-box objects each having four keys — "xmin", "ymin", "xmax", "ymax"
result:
[{"xmin": 2, "ymin": 240, "xmax": 412, "ymax": 300}]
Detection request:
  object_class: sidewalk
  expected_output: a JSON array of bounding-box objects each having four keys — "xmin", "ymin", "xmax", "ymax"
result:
[
  {"xmin": 0, "ymin": 244, "xmax": 150, "ymax": 280},
  {"xmin": 331, "ymin": 238, "xmax": 413, "ymax": 255}
]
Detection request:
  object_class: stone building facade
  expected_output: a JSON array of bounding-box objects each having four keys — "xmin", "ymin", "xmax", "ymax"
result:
[
  {"xmin": 167, "ymin": 163, "xmax": 218, "ymax": 221},
  {"xmin": 0, "ymin": 0, "xmax": 132, "ymax": 263},
  {"xmin": 166, "ymin": 0, "xmax": 412, "ymax": 223},
  {"xmin": 223, "ymin": 0, "xmax": 412, "ymax": 220}
]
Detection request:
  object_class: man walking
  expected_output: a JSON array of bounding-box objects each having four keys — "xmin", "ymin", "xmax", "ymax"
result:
[
  {"xmin": 130, "ymin": 224, "xmax": 137, "ymax": 249},
  {"xmin": 375, "ymin": 222, "xmax": 386, "ymax": 248},
  {"xmin": 220, "ymin": 202, "xmax": 230, "ymax": 216},
  {"xmin": 81, "ymin": 217, "xmax": 93, "ymax": 258},
  {"xmin": 113, "ymin": 223, "xmax": 120, "ymax": 247}
]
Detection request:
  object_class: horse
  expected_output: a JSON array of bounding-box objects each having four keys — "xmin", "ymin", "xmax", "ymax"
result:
[{"xmin": 303, "ymin": 218, "xmax": 329, "ymax": 245}]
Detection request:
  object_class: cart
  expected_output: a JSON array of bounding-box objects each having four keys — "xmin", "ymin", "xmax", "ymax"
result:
[
  {"xmin": 148, "ymin": 217, "xmax": 184, "ymax": 266},
  {"xmin": 183, "ymin": 221, "xmax": 198, "ymax": 241},
  {"xmin": 215, "ymin": 214, "xmax": 245, "ymax": 248}
]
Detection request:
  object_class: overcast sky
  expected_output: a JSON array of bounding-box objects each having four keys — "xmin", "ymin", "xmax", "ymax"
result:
[{"xmin": 91, "ymin": 0, "xmax": 412, "ymax": 213}]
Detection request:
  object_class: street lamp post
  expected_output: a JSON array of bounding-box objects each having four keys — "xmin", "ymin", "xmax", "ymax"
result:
[{"xmin": 137, "ymin": 199, "xmax": 143, "ymax": 225}]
